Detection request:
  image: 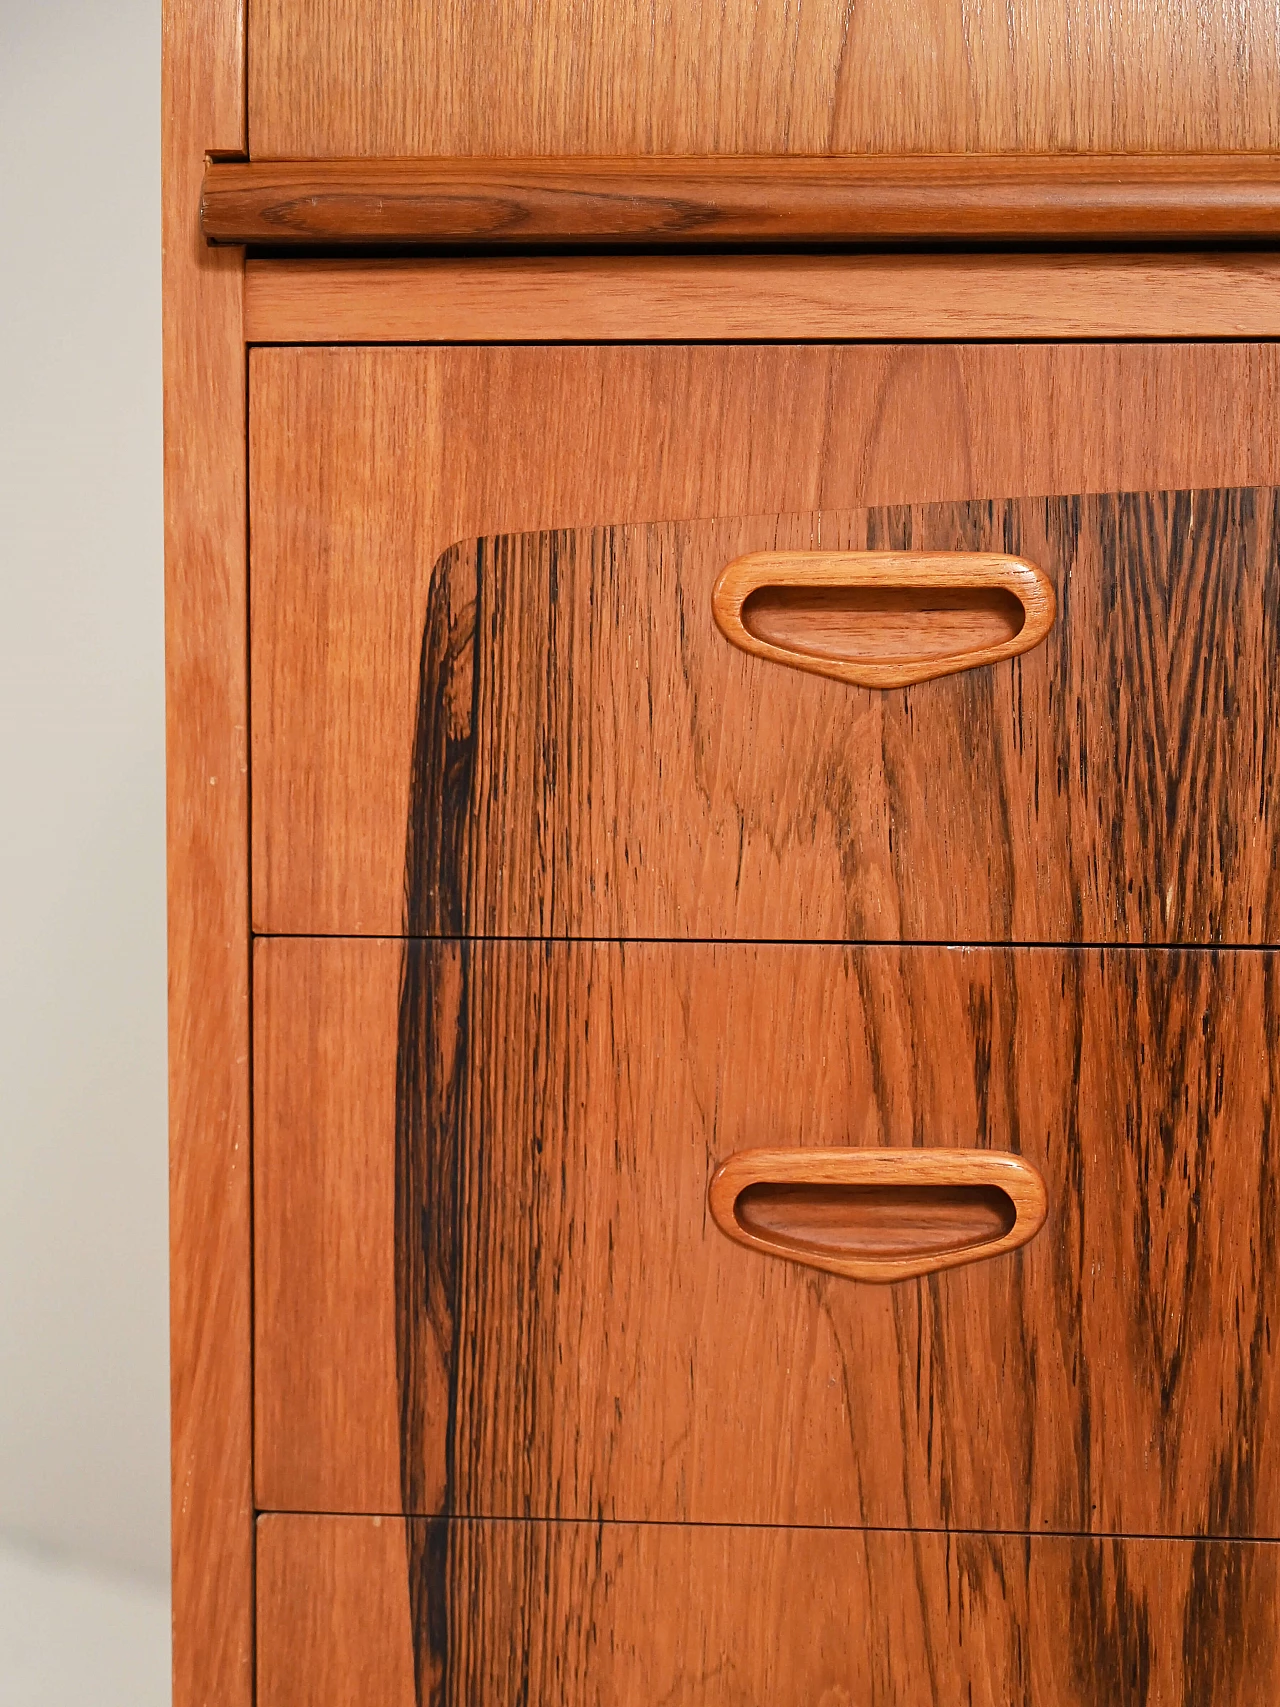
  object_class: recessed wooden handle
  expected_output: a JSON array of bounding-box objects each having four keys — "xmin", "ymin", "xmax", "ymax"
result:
[
  {"xmin": 708, "ymin": 1148, "xmax": 1048, "ymax": 1283},
  {"xmin": 712, "ymin": 551, "xmax": 1056, "ymax": 688}
]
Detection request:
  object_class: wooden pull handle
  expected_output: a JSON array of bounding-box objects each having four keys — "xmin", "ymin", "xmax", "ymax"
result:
[
  {"xmin": 712, "ymin": 550, "xmax": 1056, "ymax": 688},
  {"xmin": 708, "ymin": 1148, "xmax": 1048, "ymax": 1283}
]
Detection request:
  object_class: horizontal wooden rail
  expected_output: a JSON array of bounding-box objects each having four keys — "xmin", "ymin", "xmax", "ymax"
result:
[
  {"xmin": 242, "ymin": 253, "xmax": 1280, "ymax": 343},
  {"xmin": 204, "ymin": 154, "xmax": 1280, "ymax": 248}
]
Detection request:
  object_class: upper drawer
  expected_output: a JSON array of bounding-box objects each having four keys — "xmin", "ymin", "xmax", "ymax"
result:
[
  {"xmin": 250, "ymin": 344, "xmax": 1280, "ymax": 941},
  {"xmin": 248, "ymin": 2, "xmax": 1280, "ymax": 158}
]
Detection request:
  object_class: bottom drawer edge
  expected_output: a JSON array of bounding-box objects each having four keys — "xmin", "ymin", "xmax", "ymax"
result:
[{"xmin": 257, "ymin": 1514, "xmax": 1279, "ymax": 1706}]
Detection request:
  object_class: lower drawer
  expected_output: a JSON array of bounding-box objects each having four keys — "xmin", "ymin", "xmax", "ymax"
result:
[
  {"xmin": 254, "ymin": 939, "xmax": 1280, "ymax": 1534},
  {"xmin": 257, "ymin": 1515, "xmax": 1279, "ymax": 1706}
]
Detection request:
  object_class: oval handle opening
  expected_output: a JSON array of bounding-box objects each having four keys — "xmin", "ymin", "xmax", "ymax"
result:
[
  {"xmin": 708, "ymin": 1147, "xmax": 1048, "ymax": 1283},
  {"xmin": 733, "ymin": 1180, "xmax": 1018, "ymax": 1264},
  {"xmin": 739, "ymin": 583, "xmax": 1027, "ymax": 667},
  {"xmin": 714, "ymin": 550, "xmax": 1056, "ymax": 689}
]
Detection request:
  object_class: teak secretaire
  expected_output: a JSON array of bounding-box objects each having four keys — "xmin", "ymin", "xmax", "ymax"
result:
[{"xmin": 164, "ymin": 4, "xmax": 1280, "ymax": 1701}]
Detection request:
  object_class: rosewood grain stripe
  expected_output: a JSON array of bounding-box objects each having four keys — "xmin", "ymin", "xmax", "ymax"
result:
[
  {"xmin": 395, "ymin": 537, "xmax": 480, "ymax": 1684},
  {"xmin": 398, "ymin": 489, "xmax": 1280, "ymax": 944},
  {"xmin": 398, "ymin": 540, "xmax": 481, "ymax": 1695},
  {"xmin": 394, "ymin": 940, "xmax": 468, "ymax": 1702},
  {"xmin": 256, "ymin": 1514, "xmax": 1280, "ymax": 1706},
  {"xmin": 258, "ymin": 937, "xmax": 1280, "ymax": 1528},
  {"xmin": 403, "ymin": 543, "xmax": 481, "ymax": 939},
  {"xmin": 396, "ymin": 537, "xmax": 483, "ymax": 1707}
]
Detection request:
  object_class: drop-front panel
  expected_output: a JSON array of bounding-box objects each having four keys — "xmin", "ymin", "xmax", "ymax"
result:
[{"xmin": 248, "ymin": 0, "xmax": 1280, "ymax": 159}]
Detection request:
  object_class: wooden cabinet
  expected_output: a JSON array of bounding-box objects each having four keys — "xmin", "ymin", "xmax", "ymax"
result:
[{"xmin": 164, "ymin": 3, "xmax": 1280, "ymax": 1703}]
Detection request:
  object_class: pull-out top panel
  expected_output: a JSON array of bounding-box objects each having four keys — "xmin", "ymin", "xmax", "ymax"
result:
[
  {"xmin": 253, "ymin": 492, "xmax": 1280, "ymax": 942},
  {"xmin": 249, "ymin": 344, "xmax": 1280, "ymax": 941},
  {"xmin": 248, "ymin": 1, "xmax": 1280, "ymax": 159}
]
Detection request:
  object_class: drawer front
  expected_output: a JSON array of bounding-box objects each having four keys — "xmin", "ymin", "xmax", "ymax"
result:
[
  {"xmin": 257, "ymin": 482, "xmax": 1280, "ymax": 944},
  {"xmin": 249, "ymin": 343, "xmax": 1280, "ymax": 938},
  {"xmin": 248, "ymin": 2, "xmax": 1280, "ymax": 160},
  {"xmin": 254, "ymin": 938, "xmax": 1280, "ymax": 1531},
  {"xmin": 257, "ymin": 1515, "xmax": 1280, "ymax": 1706}
]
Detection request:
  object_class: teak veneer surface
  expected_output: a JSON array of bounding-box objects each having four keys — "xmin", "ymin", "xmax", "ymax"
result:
[
  {"xmin": 250, "ymin": 344, "xmax": 1280, "ymax": 939},
  {"xmin": 249, "ymin": 1, "xmax": 1280, "ymax": 159},
  {"xmin": 255, "ymin": 938, "xmax": 1280, "ymax": 1531},
  {"xmin": 256, "ymin": 1517, "xmax": 1280, "ymax": 1705},
  {"xmin": 242, "ymin": 254, "xmax": 1280, "ymax": 345},
  {"xmin": 206, "ymin": 154, "xmax": 1280, "ymax": 247}
]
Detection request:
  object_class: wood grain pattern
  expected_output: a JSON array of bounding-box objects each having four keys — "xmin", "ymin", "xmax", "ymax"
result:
[
  {"xmin": 243, "ymin": 254, "xmax": 1280, "ymax": 344},
  {"xmin": 263, "ymin": 486, "xmax": 1280, "ymax": 944},
  {"xmin": 707, "ymin": 1147, "xmax": 1047, "ymax": 1281},
  {"xmin": 205, "ymin": 153, "xmax": 1280, "ymax": 247},
  {"xmin": 248, "ymin": 1, "xmax": 1280, "ymax": 160},
  {"xmin": 257, "ymin": 1515, "xmax": 1280, "ymax": 1707},
  {"xmin": 249, "ymin": 344, "xmax": 1280, "ymax": 938},
  {"xmin": 255, "ymin": 938, "xmax": 1280, "ymax": 1534},
  {"xmin": 161, "ymin": 2, "xmax": 251, "ymax": 1705},
  {"xmin": 712, "ymin": 547, "xmax": 1055, "ymax": 688}
]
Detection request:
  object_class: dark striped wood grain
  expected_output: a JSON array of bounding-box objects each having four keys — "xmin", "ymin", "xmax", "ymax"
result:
[
  {"xmin": 401, "ymin": 489, "xmax": 1280, "ymax": 944},
  {"xmin": 254, "ymin": 938, "xmax": 1280, "ymax": 1533},
  {"xmin": 257, "ymin": 1514, "xmax": 1280, "ymax": 1707}
]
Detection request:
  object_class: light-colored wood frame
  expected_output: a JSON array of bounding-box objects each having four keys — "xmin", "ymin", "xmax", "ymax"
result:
[
  {"xmin": 162, "ymin": 4, "xmax": 252, "ymax": 1707},
  {"xmin": 243, "ymin": 253, "xmax": 1280, "ymax": 344}
]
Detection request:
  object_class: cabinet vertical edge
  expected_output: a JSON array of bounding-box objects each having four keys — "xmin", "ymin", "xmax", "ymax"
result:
[{"xmin": 162, "ymin": 2, "xmax": 251, "ymax": 1706}]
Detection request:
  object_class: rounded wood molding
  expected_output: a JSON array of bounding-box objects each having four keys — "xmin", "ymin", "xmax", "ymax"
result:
[{"xmin": 203, "ymin": 153, "xmax": 1280, "ymax": 249}]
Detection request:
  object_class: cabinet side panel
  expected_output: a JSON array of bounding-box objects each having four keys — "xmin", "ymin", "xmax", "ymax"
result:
[{"xmin": 162, "ymin": 2, "xmax": 250, "ymax": 1705}]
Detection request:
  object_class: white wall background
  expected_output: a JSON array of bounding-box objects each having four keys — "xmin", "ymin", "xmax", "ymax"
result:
[{"xmin": 0, "ymin": 0, "xmax": 169, "ymax": 1600}]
